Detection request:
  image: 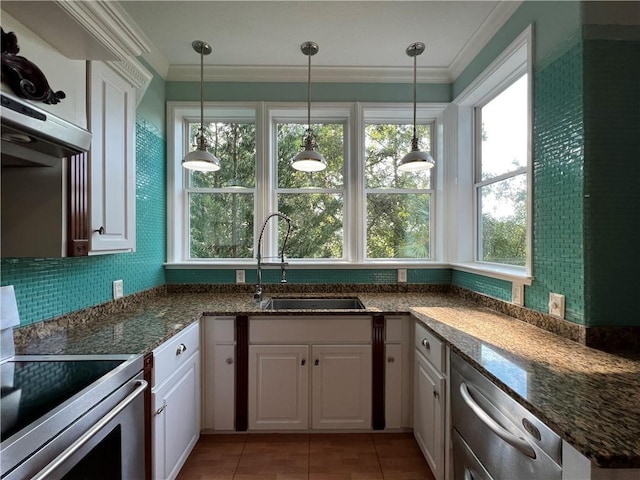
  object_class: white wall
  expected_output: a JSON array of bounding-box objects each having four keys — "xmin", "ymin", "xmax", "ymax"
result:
[{"xmin": 1, "ymin": 12, "xmax": 87, "ymax": 128}]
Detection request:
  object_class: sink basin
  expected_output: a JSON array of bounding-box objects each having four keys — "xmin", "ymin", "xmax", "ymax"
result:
[{"xmin": 263, "ymin": 297, "xmax": 365, "ymax": 310}]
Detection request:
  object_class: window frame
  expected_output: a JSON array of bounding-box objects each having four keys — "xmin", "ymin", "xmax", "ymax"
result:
[
  {"xmin": 361, "ymin": 105, "xmax": 439, "ymax": 262},
  {"xmin": 448, "ymin": 25, "xmax": 533, "ymax": 284},
  {"xmin": 268, "ymin": 104, "xmax": 353, "ymax": 263},
  {"xmin": 473, "ymin": 75, "xmax": 529, "ymax": 267},
  {"xmin": 167, "ymin": 101, "xmax": 446, "ymax": 266}
]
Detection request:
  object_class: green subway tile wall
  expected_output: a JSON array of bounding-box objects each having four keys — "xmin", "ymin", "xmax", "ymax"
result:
[
  {"xmin": 451, "ymin": 271, "xmax": 512, "ymax": 302},
  {"xmin": 583, "ymin": 38, "xmax": 640, "ymax": 327},
  {"xmin": 165, "ymin": 268, "xmax": 452, "ymax": 285},
  {"xmin": 0, "ymin": 118, "xmax": 167, "ymax": 326},
  {"xmin": 527, "ymin": 42, "xmax": 585, "ymax": 324}
]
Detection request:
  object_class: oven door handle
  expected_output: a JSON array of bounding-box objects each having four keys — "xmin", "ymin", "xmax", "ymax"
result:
[
  {"xmin": 31, "ymin": 379, "xmax": 148, "ymax": 480},
  {"xmin": 459, "ymin": 382, "xmax": 536, "ymax": 459}
]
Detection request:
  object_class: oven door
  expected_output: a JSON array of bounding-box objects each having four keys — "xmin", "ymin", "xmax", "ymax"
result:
[{"xmin": 4, "ymin": 374, "xmax": 147, "ymax": 480}]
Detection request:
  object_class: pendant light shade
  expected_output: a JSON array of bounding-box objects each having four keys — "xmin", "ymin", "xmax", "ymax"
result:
[
  {"xmin": 183, "ymin": 40, "xmax": 221, "ymax": 172},
  {"xmin": 398, "ymin": 42, "xmax": 435, "ymax": 173},
  {"xmin": 291, "ymin": 41, "xmax": 327, "ymax": 172}
]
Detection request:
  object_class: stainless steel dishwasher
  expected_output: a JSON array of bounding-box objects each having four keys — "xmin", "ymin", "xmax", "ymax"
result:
[{"xmin": 451, "ymin": 352, "xmax": 562, "ymax": 480}]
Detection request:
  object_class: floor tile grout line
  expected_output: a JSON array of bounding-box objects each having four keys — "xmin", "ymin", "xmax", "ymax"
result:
[
  {"xmin": 231, "ymin": 435, "xmax": 247, "ymax": 480},
  {"xmin": 372, "ymin": 433, "xmax": 387, "ymax": 480}
]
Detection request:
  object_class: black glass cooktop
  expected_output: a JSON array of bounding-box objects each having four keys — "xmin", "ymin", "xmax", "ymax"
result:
[{"xmin": 1, "ymin": 359, "xmax": 125, "ymax": 441}]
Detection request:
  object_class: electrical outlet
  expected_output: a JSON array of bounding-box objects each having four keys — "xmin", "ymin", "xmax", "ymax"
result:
[
  {"xmin": 512, "ymin": 283, "xmax": 524, "ymax": 306},
  {"xmin": 548, "ymin": 293, "xmax": 565, "ymax": 319},
  {"xmin": 113, "ymin": 280, "xmax": 124, "ymax": 299},
  {"xmin": 236, "ymin": 270, "xmax": 245, "ymax": 284},
  {"xmin": 397, "ymin": 269, "xmax": 407, "ymax": 283}
]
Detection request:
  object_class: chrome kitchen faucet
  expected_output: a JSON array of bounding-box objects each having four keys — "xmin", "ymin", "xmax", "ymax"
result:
[{"xmin": 254, "ymin": 212, "xmax": 292, "ymax": 304}]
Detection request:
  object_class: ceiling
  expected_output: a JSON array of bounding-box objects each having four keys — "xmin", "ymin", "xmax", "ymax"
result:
[{"xmin": 118, "ymin": 1, "xmax": 522, "ymax": 83}]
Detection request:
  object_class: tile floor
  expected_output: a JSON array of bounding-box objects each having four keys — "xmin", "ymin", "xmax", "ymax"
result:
[{"xmin": 176, "ymin": 433, "xmax": 435, "ymax": 480}]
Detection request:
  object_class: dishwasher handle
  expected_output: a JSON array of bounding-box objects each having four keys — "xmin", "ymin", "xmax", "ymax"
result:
[{"xmin": 459, "ymin": 382, "xmax": 536, "ymax": 459}]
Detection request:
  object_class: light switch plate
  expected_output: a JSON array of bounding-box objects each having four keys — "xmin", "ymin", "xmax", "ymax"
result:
[
  {"xmin": 236, "ymin": 270, "xmax": 245, "ymax": 284},
  {"xmin": 397, "ymin": 269, "xmax": 407, "ymax": 283},
  {"xmin": 548, "ymin": 293, "xmax": 565, "ymax": 319}
]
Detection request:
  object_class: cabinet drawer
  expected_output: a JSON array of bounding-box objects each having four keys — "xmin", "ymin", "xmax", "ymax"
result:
[
  {"xmin": 153, "ymin": 322, "xmax": 200, "ymax": 386},
  {"xmin": 414, "ymin": 322, "xmax": 444, "ymax": 373}
]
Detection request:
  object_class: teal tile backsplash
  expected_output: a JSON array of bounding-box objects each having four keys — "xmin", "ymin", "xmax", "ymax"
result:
[
  {"xmin": 164, "ymin": 268, "xmax": 452, "ymax": 285},
  {"xmin": 0, "ymin": 118, "xmax": 167, "ymax": 326},
  {"xmin": 528, "ymin": 41, "xmax": 586, "ymax": 324}
]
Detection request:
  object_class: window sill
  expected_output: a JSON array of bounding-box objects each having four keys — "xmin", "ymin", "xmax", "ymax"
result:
[
  {"xmin": 450, "ymin": 262, "xmax": 533, "ymax": 286},
  {"xmin": 163, "ymin": 261, "xmax": 451, "ymax": 270}
]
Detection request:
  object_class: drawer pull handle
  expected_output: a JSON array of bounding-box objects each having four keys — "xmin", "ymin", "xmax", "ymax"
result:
[
  {"xmin": 301, "ymin": 359, "xmax": 306, "ymax": 366},
  {"xmin": 93, "ymin": 226, "xmax": 105, "ymax": 235},
  {"xmin": 387, "ymin": 356, "xmax": 395, "ymax": 363},
  {"xmin": 176, "ymin": 343, "xmax": 187, "ymax": 356},
  {"xmin": 314, "ymin": 359, "xmax": 319, "ymax": 366},
  {"xmin": 421, "ymin": 338, "xmax": 430, "ymax": 349},
  {"xmin": 156, "ymin": 402, "xmax": 167, "ymax": 415},
  {"xmin": 225, "ymin": 358, "xmax": 233, "ymax": 364}
]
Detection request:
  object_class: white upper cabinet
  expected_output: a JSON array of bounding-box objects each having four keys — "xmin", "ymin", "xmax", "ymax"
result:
[{"xmin": 88, "ymin": 61, "xmax": 136, "ymax": 253}]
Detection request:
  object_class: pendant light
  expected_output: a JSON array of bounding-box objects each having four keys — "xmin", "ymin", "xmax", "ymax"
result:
[
  {"xmin": 398, "ymin": 42, "xmax": 435, "ymax": 172},
  {"xmin": 291, "ymin": 41, "xmax": 327, "ymax": 172},
  {"xmin": 182, "ymin": 40, "xmax": 221, "ymax": 172}
]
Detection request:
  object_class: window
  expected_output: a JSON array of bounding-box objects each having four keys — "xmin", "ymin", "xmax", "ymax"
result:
[
  {"xmin": 451, "ymin": 25, "xmax": 532, "ymax": 279},
  {"xmin": 475, "ymin": 75, "xmax": 528, "ymax": 266},
  {"xmin": 168, "ymin": 102, "xmax": 443, "ymax": 265},
  {"xmin": 276, "ymin": 121, "xmax": 346, "ymax": 259},
  {"xmin": 187, "ymin": 120, "xmax": 256, "ymax": 259},
  {"xmin": 364, "ymin": 123, "xmax": 433, "ymax": 259}
]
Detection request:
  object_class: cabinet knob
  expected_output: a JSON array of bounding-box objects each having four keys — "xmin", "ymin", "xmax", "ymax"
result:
[
  {"xmin": 314, "ymin": 359, "xmax": 319, "ymax": 366},
  {"xmin": 176, "ymin": 343, "xmax": 187, "ymax": 356},
  {"xmin": 387, "ymin": 356, "xmax": 395, "ymax": 363},
  {"xmin": 301, "ymin": 359, "xmax": 306, "ymax": 366},
  {"xmin": 421, "ymin": 338, "xmax": 430, "ymax": 349},
  {"xmin": 93, "ymin": 226, "xmax": 105, "ymax": 235},
  {"xmin": 155, "ymin": 402, "xmax": 167, "ymax": 415},
  {"xmin": 433, "ymin": 387, "xmax": 439, "ymax": 398},
  {"xmin": 225, "ymin": 358, "xmax": 233, "ymax": 365}
]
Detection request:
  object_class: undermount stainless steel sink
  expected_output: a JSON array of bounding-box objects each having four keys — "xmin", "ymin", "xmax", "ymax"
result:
[{"xmin": 263, "ymin": 297, "xmax": 365, "ymax": 310}]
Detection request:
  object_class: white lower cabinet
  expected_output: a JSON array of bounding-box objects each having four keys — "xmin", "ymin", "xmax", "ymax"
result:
[
  {"xmin": 248, "ymin": 343, "xmax": 371, "ymax": 431},
  {"xmin": 248, "ymin": 316, "xmax": 372, "ymax": 431},
  {"xmin": 312, "ymin": 345, "xmax": 372, "ymax": 429},
  {"xmin": 152, "ymin": 322, "xmax": 201, "ymax": 480},
  {"xmin": 202, "ymin": 317, "xmax": 236, "ymax": 431},
  {"xmin": 249, "ymin": 345, "xmax": 309, "ymax": 429},
  {"xmin": 414, "ymin": 322, "xmax": 446, "ymax": 480}
]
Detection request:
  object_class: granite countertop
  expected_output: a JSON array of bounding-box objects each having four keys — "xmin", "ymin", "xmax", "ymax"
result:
[
  {"xmin": 14, "ymin": 291, "xmax": 640, "ymax": 469},
  {"xmin": 411, "ymin": 306, "xmax": 640, "ymax": 469}
]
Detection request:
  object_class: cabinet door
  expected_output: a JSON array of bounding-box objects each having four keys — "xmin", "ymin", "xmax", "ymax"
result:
[
  {"xmin": 88, "ymin": 61, "xmax": 136, "ymax": 253},
  {"xmin": 414, "ymin": 350, "xmax": 445, "ymax": 480},
  {"xmin": 311, "ymin": 345, "xmax": 372, "ymax": 430},
  {"xmin": 212, "ymin": 344, "xmax": 235, "ymax": 430},
  {"xmin": 385, "ymin": 343, "xmax": 403, "ymax": 429},
  {"xmin": 153, "ymin": 351, "xmax": 201, "ymax": 480},
  {"xmin": 248, "ymin": 345, "xmax": 309, "ymax": 430},
  {"xmin": 202, "ymin": 317, "xmax": 236, "ymax": 431}
]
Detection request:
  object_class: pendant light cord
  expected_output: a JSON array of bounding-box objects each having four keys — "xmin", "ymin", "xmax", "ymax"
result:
[
  {"xmin": 200, "ymin": 45, "xmax": 205, "ymax": 143},
  {"xmin": 307, "ymin": 50, "xmax": 311, "ymax": 132},
  {"xmin": 412, "ymin": 50, "xmax": 417, "ymax": 141}
]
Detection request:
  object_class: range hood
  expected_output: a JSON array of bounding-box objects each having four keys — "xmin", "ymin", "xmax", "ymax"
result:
[{"xmin": 1, "ymin": 92, "xmax": 91, "ymax": 167}]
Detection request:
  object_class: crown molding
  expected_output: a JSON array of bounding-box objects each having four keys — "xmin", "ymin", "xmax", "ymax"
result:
[
  {"xmin": 166, "ymin": 65, "xmax": 451, "ymax": 84},
  {"xmin": 448, "ymin": 0, "xmax": 522, "ymax": 80},
  {"xmin": 55, "ymin": 0, "xmax": 151, "ymax": 60},
  {"xmin": 1, "ymin": 0, "xmax": 151, "ymax": 62},
  {"xmin": 106, "ymin": 57, "xmax": 154, "ymax": 106}
]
